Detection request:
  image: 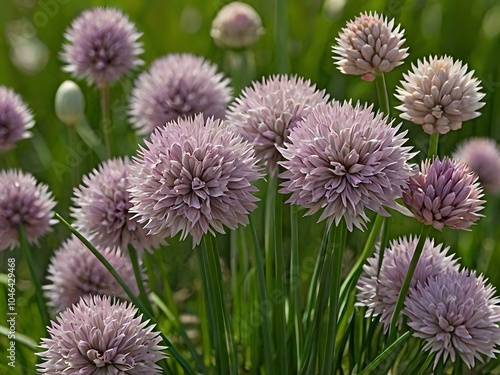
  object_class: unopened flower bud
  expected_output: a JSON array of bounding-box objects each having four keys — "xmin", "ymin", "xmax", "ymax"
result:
[
  {"xmin": 55, "ymin": 80, "xmax": 85, "ymax": 126},
  {"xmin": 211, "ymin": 2, "xmax": 264, "ymax": 49}
]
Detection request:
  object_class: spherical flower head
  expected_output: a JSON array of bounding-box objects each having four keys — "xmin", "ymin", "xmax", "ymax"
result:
[
  {"xmin": 404, "ymin": 269, "xmax": 500, "ymax": 369},
  {"xmin": 72, "ymin": 157, "xmax": 166, "ymax": 254},
  {"xmin": 454, "ymin": 137, "xmax": 500, "ymax": 194},
  {"xmin": 402, "ymin": 156, "xmax": 485, "ymax": 231},
  {"xmin": 0, "ymin": 170, "xmax": 56, "ymax": 251},
  {"xmin": 0, "ymin": 86, "xmax": 34, "ymax": 152},
  {"xmin": 332, "ymin": 11, "xmax": 408, "ymax": 81},
  {"xmin": 129, "ymin": 114, "xmax": 263, "ymax": 247},
  {"xmin": 279, "ymin": 101, "xmax": 416, "ymax": 231},
  {"xmin": 356, "ymin": 236, "xmax": 459, "ymax": 333},
  {"xmin": 395, "ymin": 55, "xmax": 485, "ymax": 134},
  {"xmin": 37, "ymin": 295, "xmax": 166, "ymax": 374},
  {"xmin": 129, "ymin": 53, "xmax": 232, "ymax": 136},
  {"xmin": 211, "ymin": 1, "xmax": 265, "ymax": 49},
  {"xmin": 54, "ymin": 80, "xmax": 85, "ymax": 126},
  {"xmin": 43, "ymin": 236, "xmax": 142, "ymax": 313},
  {"xmin": 61, "ymin": 7, "xmax": 143, "ymax": 87},
  {"xmin": 227, "ymin": 74, "xmax": 329, "ymax": 175}
]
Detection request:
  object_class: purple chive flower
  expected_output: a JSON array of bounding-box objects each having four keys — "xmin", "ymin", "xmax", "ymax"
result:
[
  {"xmin": 404, "ymin": 269, "xmax": 500, "ymax": 369},
  {"xmin": 61, "ymin": 7, "xmax": 143, "ymax": 87},
  {"xmin": 402, "ymin": 156, "xmax": 485, "ymax": 231},
  {"xmin": 129, "ymin": 114, "xmax": 262, "ymax": 247},
  {"xmin": 37, "ymin": 295, "xmax": 166, "ymax": 374},
  {"xmin": 279, "ymin": 101, "xmax": 416, "ymax": 231},
  {"xmin": 454, "ymin": 137, "xmax": 500, "ymax": 194},
  {"xmin": 356, "ymin": 236, "xmax": 459, "ymax": 333},
  {"xmin": 43, "ymin": 236, "xmax": 142, "ymax": 313},
  {"xmin": 332, "ymin": 11, "xmax": 408, "ymax": 81},
  {"xmin": 226, "ymin": 74, "xmax": 329, "ymax": 175},
  {"xmin": 0, "ymin": 170, "xmax": 56, "ymax": 251},
  {"xmin": 395, "ymin": 55, "xmax": 485, "ymax": 134},
  {"xmin": 0, "ymin": 86, "xmax": 34, "ymax": 152},
  {"xmin": 72, "ymin": 157, "xmax": 166, "ymax": 254},
  {"xmin": 129, "ymin": 53, "xmax": 232, "ymax": 135}
]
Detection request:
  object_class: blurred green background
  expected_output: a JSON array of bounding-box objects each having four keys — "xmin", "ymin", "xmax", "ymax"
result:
[{"xmin": 1, "ymin": 0, "xmax": 500, "ymax": 372}]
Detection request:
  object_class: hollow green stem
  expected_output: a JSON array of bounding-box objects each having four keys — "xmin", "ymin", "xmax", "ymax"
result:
[
  {"xmin": 320, "ymin": 221, "xmax": 347, "ymax": 375},
  {"xmin": 19, "ymin": 224, "xmax": 49, "ymax": 329},
  {"xmin": 375, "ymin": 73, "xmax": 390, "ymax": 116},
  {"xmin": 275, "ymin": 0, "xmax": 289, "ymax": 73},
  {"xmin": 128, "ymin": 245, "xmax": 153, "ymax": 314},
  {"xmin": 100, "ymin": 83, "xmax": 112, "ymax": 158},
  {"xmin": 388, "ymin": 226, "xmax": 431, "ymax": 343},
  {"xmin": 290, "ymin": 206, "xmax": 303, "ymax": 370},
  {"xmin": 427, "ymin": 133, "xmax": 440, "ymax": 159}
]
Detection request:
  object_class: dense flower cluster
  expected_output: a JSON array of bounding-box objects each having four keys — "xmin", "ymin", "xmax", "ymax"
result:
[
  {"xmin": 129, "ymin": 115, "xmax": 262, "ymax": 247},
  {"xmin": 279, "ymin": 101, "xmax": 415, "ymax": 231},
  {"xmin": 38, "ymin": 296, "xmax": 165, "ymax": 374},
  {"xmin": 0, "ymin": 86, "xmax": 34, "ymax": 152},
  {"xmin": 61, "ymin": 7, "xmax": 143, "ymax": 87}
]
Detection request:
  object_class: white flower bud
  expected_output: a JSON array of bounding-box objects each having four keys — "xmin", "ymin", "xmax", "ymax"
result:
[
  {"xmin": 211, "ymin": 2, "xmax": 264, "ymax": 49},
  {"xmin": 55, "ymin": 80, "xmax": 85, "ymax": 126}
]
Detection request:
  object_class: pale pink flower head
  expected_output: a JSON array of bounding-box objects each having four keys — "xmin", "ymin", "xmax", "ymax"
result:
[
  {"xmin": 61, "ymin": 7, "xmax": 143, "ymax": 87},
  {"xmin": 454, "ymin": 137, "xmax": 500, "ymax": 194},
  {"xmin": 332, "ymin": 11, "xmax": 408, "ymax": 81},
  {"xmin": 129, "ymin": 53, "xmax": 232, "ymax": 135},
  {"xmin": 43, "ymin": 236, "xmax": 142, "ymax": 313},
  {"xmin": 226, "ymin": 74, "xmax": 329, "ymax": 175},
  {"xmin": 279, "ymin": 101, "xmax": 416, "ymax": 231},
  {"xmin": 129, "ymin": 114, "xmax": 262, "ymax": 247},
  {"xmin": 402, "ymin": 156, "xmax": 485, "ymax": 231},
  {"xmin": 356, "ymin": 236, "xmax": 459, "ymax": 333},
  {"xmin": 211, "ymin": 1, "xmax": 265, "ymax": 49},
  {"xmin": 37, "ymin": 295, "xmax": 166, "ymax": 374},
  {"xmin": 0, "ymin": 170, "xmax": 56, "ymax": 251},
  {"xmin": 395, "ymin": 55, "xmax": 485, "ymax": 134},
  {"xmin": 404, "ymin": 269, "xmax": 500, "ymax": 369},
  {"xmin": 72, "ymin": 157, "xmax": 166, "ymax": 254},
  {"xmin": 0, "ymin": 86, "xmax": 34, "ymax": 152}
]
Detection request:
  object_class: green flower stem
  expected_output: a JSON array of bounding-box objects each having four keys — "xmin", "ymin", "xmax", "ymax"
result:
[
  {"xmin": 427, "ymin": 132, "xmax": 440, "ymax": 159},
  {"xmin": 128, "ymin": 245, "xmax": 154, "ymax": 314},
  {"xmin": 200, "ymin": 236, "xmax": 238, "ymax": 375},
  {"xmin": 100, "ymin": 83, "xmax": 112, "ymax": 158},
  {"xmin": 375, "ymin": 73, "xmax": 390, "ymax": 116},
  {"xmin": 275, "ymin": 0, "xmax": 289, "ymax": 73},
  {"xmin": 388, "ymin": 225, "xmax": 431, "ymax": 343},
  {"xmin": 290, "ymin": 206, "xmax": 303, "ymax": 370},
  {"xmin": 264, "ymin": 175, "xmax": 277, "ymax": 296},
  {"xmin": 320, "ymin": 221, "xmax": 347, "ymax": 375},
  {"xmin": 248, "ymin": 217, "xmax": 275, "ymax": 375},
  {"xmin": 55, "ymin": 213, "xmax": 194, "ymax": 374},
  {"xmin": 224, "ymin": 49, "xmax": 256, "ymax": 94},
  {"xmin": 339, "ymin": 215, "xmax": 384, "ymax": 306},
  {"xmin": 19, "ymin": 224, "xmax": 49, "ymax": 330}
]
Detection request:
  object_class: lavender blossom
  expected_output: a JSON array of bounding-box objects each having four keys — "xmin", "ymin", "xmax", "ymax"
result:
[
  {"xmin": 72, "ymin": 157, "xmax": 166, "ymax": 253},
  {"xmin": 37, "ymin": 295, "xmax": 166, "ymax": 374},
  {"xmin": 129, "ymin": 53, "xmax": 232, "ymax": 135},
  {"xmin": 395, "ymin": 55, "xmax": 485, "ymax": 134},
  {"xmin": 454, "ymin": 137, "xmax": 500, "ymax": 194},
  {"xmin": 0, "ymin": 170, "xmax": 56, "ymax": 251},
  {"xmin": 0, "ymin": 86, "xmax": 34, "ymax": 152},
  {"xmin": 356, "ymin": 236, "xmax": 459, "ymax": 332},
  {"xmin": 43, "ymin": 236, "xmax": 141, "ymax": 313},
  {"xmin": 128, "ymin": 115, "xmax": 262, "ymax": 247},
  {"xmin": 404, "ymin": 270, "xmax": 500, "ymax": 369},
  {"xmin": 402, "ymin": 156, "xmax": 485, "ymax": 231},
  {"xmin": 279, "ymin": 101, "xmax": 415, "ymax": 231},
  {"xmin": 226, "ymin": 74, "xmax": 329, "ymax": 175},
  {"xmin": 332, "ymin": 11, "xmax": 408, "ymax": 81},
  {"xmin": 61, "ymin": 7, "xmax": 143, "ymax": 87}
]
